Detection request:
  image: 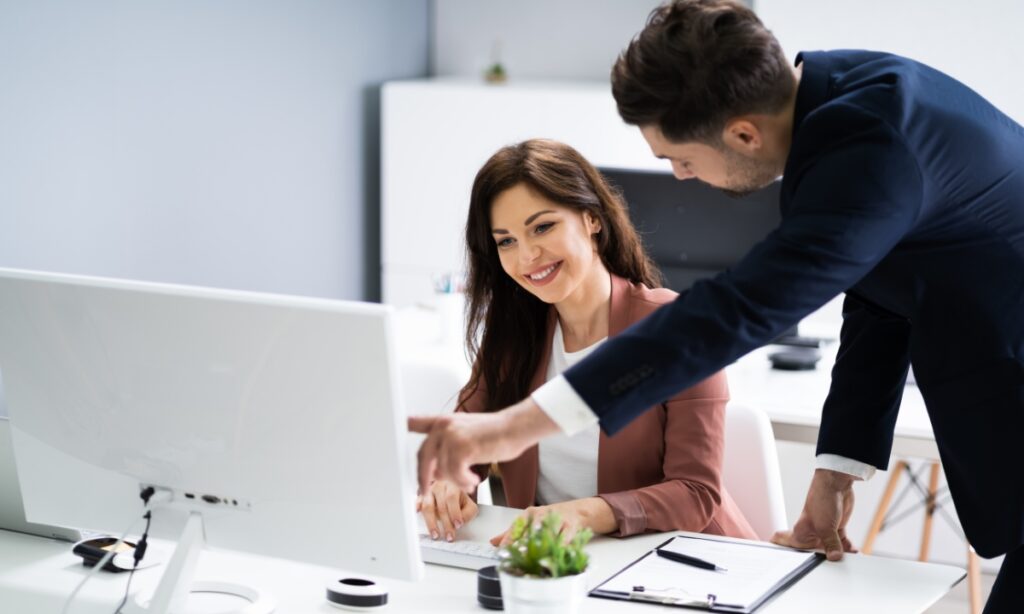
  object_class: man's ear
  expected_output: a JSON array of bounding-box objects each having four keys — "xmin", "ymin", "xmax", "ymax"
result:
[{"xmin": 721, "ymin": 118, "xmax": 763, "ymax": 153}]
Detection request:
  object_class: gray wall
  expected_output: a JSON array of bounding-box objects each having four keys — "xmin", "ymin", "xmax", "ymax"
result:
[
  {"xmin": 0, "ymin": 0, "xmax": 429, "ymax": 301},
  {"xmin": 757, "ymin": 0, "xmax": 1024, "ymax": 124}
]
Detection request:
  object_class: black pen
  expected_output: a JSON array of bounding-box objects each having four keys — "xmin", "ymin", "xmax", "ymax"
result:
[{"xmin": 655, "ymin": 548, "xmax": 728, "ymax": 572}]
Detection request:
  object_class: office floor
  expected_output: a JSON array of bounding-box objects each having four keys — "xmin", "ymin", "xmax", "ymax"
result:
[{"xmin": 925, "ymin": 571, "xmax": 994, "ymax": 614}]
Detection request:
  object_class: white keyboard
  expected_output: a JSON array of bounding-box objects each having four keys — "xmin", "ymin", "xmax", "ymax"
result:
[{"xmin": 418, "ymin": 533, "xmax": 502, "ymax": 570}]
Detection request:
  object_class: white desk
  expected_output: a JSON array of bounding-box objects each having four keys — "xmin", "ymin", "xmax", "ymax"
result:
[
  {"xmin": 726, "ymin": 343, "xmax": 938, "ymax": 460},
  {"xmin": 0, "ymin": 505, "xmax": 963, "ymax": 613}
]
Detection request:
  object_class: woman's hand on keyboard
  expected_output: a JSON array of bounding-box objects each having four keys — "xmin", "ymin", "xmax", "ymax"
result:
[
  {"xmin": 490, "ymin": 497, "xmax": 617, "ymax": 546},
  {"xmin": 417, "ymin": 479, "xmax": 479, "ymax": 542}
]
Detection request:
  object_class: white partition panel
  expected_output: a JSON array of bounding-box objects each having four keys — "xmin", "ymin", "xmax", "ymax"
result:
[{"xmin": 381, "ymin": 79, "xmax": 663, "ymax": 306}]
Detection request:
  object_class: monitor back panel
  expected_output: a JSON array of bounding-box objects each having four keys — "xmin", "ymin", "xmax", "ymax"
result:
[
  {"xmin": 0, "ymin": 268, "xmax": 422, "ymax": 580},
  {"xmin": 0, "ymin": 417, "xmax": 81, "ymax": 542}
]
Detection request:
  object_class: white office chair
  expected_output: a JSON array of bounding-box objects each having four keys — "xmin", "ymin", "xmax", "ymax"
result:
[
  {"xmin": 400, "ymin": 357, "xmax": 466, "ymax": 417},
  {"xmin": 399, "ymin": 357, "xmax": 497, "ymax": 505},
  {"xmin": 721, "ymin": 402, "xmax": 788, "ymax": 541}
]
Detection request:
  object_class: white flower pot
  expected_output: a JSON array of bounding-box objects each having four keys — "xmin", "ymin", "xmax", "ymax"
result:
[{"xmin": 498, "ymin": 569, "xmax": 589, "ymax": 614}]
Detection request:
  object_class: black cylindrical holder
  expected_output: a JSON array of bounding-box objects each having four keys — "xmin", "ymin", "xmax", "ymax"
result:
[
  {"xmin": 326, "ymin": 577, "xmax": 389, "ymax": 611},
  {"xmin": 477, "ymin": 565, "xmax": 503, "ymax": 610}
]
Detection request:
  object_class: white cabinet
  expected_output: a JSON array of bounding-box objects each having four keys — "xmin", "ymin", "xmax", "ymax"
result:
[{"xmin": 380, "ymin": 78, "xmax": 663, "ymax": 306}]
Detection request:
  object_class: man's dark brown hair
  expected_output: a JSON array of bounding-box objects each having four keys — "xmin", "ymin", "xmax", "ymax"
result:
[{"xmin": 611, "ymin": 0, "xmax": 795, "ymax": 143}]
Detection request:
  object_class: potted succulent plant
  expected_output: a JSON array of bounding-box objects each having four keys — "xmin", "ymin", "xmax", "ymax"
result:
[{"xmin": 497, "ymin": 513, "xmax": 593, "ymax": 614}]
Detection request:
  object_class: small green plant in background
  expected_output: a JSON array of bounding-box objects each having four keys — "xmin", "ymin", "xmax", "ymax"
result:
[
  {"xmin": 499, "ymin": 513, "xmax": 593, "ymax": 578},
  {"xmin": 483, "ymin": 61, "xmax": 507, "ymax": 83}
]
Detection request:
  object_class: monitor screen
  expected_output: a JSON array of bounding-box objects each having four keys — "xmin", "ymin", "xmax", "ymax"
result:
[{"xmin": 600, "ymin": 168, "xmax": 782, "ymax": 292}]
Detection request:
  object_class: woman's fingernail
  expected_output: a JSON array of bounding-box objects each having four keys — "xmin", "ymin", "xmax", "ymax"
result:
[
  {"xmin": 455, "ymin": 521, "xmax": 463, "ymax": 529},
  {"xmin": 447, "ymin": 533, "xmax": 454, "ymax": 542},
  {"xmin": 431, "ymin": 531, "xmax": 439, "ymax": 540}
]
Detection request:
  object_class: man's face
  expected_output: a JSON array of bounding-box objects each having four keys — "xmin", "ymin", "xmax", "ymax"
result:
[{"xmin": 640, "ymin": 124, "xmax": 781, "ymax": 197}]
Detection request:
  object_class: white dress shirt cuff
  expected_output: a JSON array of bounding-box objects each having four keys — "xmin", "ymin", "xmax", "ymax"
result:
[
  {"xmin": 531, "ymin": 374, "xmax": 599, "ymax": 436},
  {"xmin": 816, "ymin": 454, "xmax": 877, "ymax": 481}
]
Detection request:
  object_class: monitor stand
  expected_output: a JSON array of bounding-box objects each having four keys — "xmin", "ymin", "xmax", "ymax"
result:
[{"xmin": 127, "ymin": 511, "xmax": 275, "ymax": 614}]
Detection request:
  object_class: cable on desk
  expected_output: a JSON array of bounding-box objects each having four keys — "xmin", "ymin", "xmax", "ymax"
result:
[
  {"xmin": 60, "ymin": 486, "xmax": 169, "ymax": 614},
  {"xmin": 114, "ymin": 509, "xmax": 152, "ymax": 613}
]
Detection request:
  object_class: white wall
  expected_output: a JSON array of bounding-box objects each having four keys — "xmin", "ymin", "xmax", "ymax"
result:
[
  {"xmin": 434, "ymin": 0, "xmax": 1024, "ymax": 125},
  {"xmin": 432, "ymin": 0, "xmax": 662, "ymax": 80},
  {"xmin": 0, "ymin": 0, "xmax": 428, "ymax": 300},
  {"xmin": 756, "ymin": 0, "xmax": 1024, "ymax": 124}
]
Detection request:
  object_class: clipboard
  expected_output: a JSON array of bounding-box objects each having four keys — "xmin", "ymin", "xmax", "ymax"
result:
[{"xmin": 589, "ymin": 534, "xmax": 824, "ymax": 613}]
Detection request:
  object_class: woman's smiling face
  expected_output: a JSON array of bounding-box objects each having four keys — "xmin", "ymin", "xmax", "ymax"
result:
[{"xmin": 490, "ymin": 183, "xmax": 602, "ymax": 305}]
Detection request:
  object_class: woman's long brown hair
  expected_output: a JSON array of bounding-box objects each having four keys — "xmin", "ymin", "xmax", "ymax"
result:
[{"xmin": 460, "ymin": 139, "xmax": 662, "ymax": 412}]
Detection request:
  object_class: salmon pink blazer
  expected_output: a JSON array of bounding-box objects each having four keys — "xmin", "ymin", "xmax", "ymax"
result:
[{"xmin": 458, "ymin": 275, "xmax": 757, "ymax": 539}]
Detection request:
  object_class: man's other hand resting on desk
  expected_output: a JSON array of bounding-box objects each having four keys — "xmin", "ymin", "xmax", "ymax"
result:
[{"xmin": 770, "ymin": 469, "xmax": 858, "ymax": 561}]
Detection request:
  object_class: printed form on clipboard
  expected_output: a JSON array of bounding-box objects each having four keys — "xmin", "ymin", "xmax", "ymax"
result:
[{"xmin": 590, "ymin": 534, "xmax": 824, "ymax": 612}]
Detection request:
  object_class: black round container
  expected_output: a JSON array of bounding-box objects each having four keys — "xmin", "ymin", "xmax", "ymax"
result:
[{"xmin": 477, "ymin": 565, "xmax": 503, "ymax": 610}]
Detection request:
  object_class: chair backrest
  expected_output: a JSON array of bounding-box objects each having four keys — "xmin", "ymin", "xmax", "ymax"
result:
[
  {"xmin": 399, "ymin": 357, "xmax": 466, "ymax": 417},
  {"xmin": 721, "ymin": 403, "xmax": 788, "ymax": 541},
  {"xmin": 400, "ymin": 357, "xmax": 502, "ymax": 504}
]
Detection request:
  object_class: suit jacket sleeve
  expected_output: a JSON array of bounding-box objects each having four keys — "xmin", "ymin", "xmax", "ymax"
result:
[
  {"xmin": 563, "ymin": 106, "xmax": 925, "ymax": 435},
  {"xmin": 816, "ymin": 293, "xmax": 911, "ymax": 468},
  {"xmin": 598, "ymin": 372, "xmax": 729, "ymax": 536}
]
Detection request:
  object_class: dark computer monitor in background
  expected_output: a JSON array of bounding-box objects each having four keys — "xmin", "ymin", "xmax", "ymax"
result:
[
  {"xmin": 600, "ymin": 168, "xmax": 781, "ymax": 291},
  {"xmin": 601, "ymin": 169, "xmax": 814, "ymax": 346}
]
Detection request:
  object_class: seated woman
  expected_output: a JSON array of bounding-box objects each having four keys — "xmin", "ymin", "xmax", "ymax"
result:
[{"xmin": 419, "ymin": 139, "xmax": 756, "ymax": 545}]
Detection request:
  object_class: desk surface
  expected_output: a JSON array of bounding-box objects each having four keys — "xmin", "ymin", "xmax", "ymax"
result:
[
  {"xmin": 725, "ymin": 344, "xmax": 938, "ymax": 459},
  {"xmin": 0, "ymin": 505, "xmax": 963, "ymax": 613}
]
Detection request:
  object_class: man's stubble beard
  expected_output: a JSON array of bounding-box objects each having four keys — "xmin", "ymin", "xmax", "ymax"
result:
[{"xmin": 716, "ymin": 147, "xmax": 783, "ymax": 198}]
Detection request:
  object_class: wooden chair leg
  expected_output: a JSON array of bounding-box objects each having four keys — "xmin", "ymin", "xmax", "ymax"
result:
[
  {"xmin": 863, "ymin": 460, "xmax": 905, "ymax": 555},
  {"xmin": 919, "ymin": 461, "xmax": 941, "ymax": 561},
  {"xmin": 862, "ymin": 459, "xmax": 980, "ymax": 613},
  {"xmin": 966, "ymin": 545, "xmax": 983, "ymax": 614}
]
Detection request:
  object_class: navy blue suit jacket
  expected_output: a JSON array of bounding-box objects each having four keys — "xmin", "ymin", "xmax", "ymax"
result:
[{"xmin": 565, "ymin": 50, "xmax": 1024, "ymax": 557}]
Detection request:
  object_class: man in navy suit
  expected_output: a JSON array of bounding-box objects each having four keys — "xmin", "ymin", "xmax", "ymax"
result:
[{"xmin": 410, "ymin": 1, "xmax": 1023, "ymax": 609}]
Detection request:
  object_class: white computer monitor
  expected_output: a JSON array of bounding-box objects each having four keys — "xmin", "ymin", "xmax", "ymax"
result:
[{"xmin": 0, "ymin": 267, "xmax": 423, "ymax": 611}]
